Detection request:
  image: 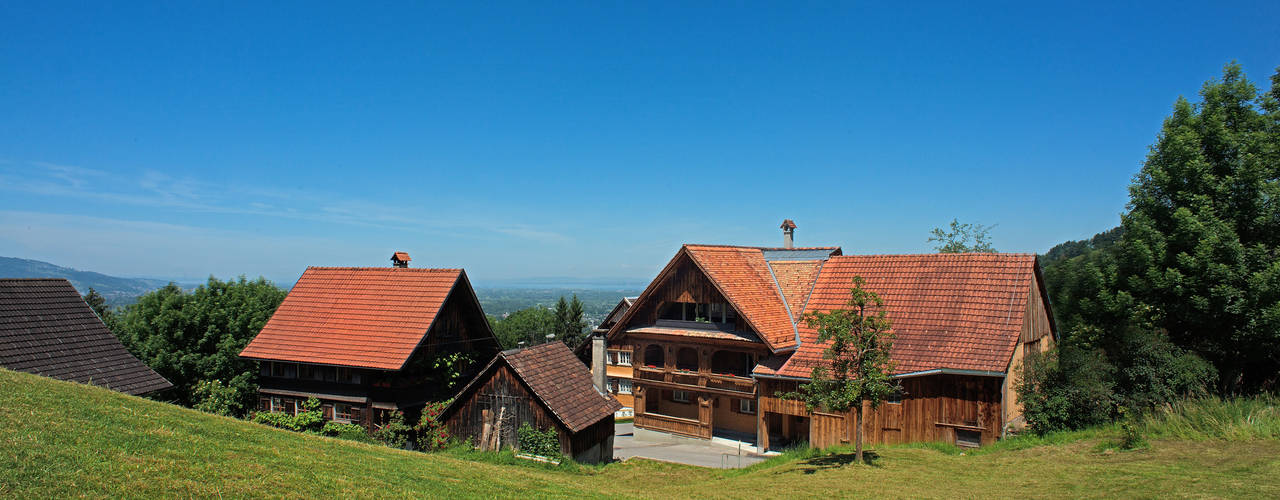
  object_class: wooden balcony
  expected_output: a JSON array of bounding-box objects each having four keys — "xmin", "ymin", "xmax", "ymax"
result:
[
  {"xmin": 633, "ymin": 366, "xmax": 755, "ymax": 397},
  {"xmin": 635, "ymin": 412, "xmax": 709, "ymax": 439}
]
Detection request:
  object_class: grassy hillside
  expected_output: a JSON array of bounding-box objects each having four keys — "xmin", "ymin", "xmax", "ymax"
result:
[{"xmin": 2, "ymin": 368, "xmax": 1278, "ymax": 499}]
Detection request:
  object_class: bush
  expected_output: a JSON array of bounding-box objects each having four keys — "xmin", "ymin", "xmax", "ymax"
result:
[
  {"xmin": 193, "ymin": 379, "xmax": 244, "ymax": 416},
  {"xmin": 323, "ymin": 422, "xmax": 373, "ymax": 443},
  {"xmin": 1016, "ymin": 347, "xmax": 1116, "ymax": 434},
  {"xmin": 516, "ymin": 422, "xmax": 560, "ymax": 458},
  {"xmin": 414, "ymin": 401, "xmax": 449, "ymax": 451},
  {"xmin": 252, "ymin": 397, "xmax": 325, "ymax": 434},
  {"xmin": 373, "ymin": 411, "xmax": 412, "ymax": 449}
]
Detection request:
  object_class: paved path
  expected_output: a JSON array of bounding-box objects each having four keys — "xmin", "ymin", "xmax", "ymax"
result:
[{"xmin": 613, "ymin": 423, "xmax": 767, "ymax": 469}]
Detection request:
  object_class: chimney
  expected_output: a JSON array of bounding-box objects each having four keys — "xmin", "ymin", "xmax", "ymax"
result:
[
  {"xmin": 592, "ymin": 334, "xmax": 607, "ymax": 394},
  {"xmin": 390, "ymin": 251, "xmax": 411, "ymax": 268},
  {"xmin": 780, "ymin": 219, "xmax": 797, "ymax": 249}
]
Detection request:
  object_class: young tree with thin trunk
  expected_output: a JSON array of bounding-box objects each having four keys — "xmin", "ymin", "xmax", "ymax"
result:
[{"xmin": 781, "ymin": 276, "xmax": 898, "ymax": 463}]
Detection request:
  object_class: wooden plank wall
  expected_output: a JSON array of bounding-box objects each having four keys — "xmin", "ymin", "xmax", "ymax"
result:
[
  {"xmin": 1003, "ymin": 272, "xmax": 1056, "ymax": 426},
  {"xmin": 444, "ymin": 364, "xmax": 573, "ymax": 455},
  {"xmin": 758, "ymin": 375, "xmax": 1005, "ymax": 449}
]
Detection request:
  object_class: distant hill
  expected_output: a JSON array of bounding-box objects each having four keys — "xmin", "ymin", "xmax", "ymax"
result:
[{"xmin": 0, "ymin": 256, "xmax": 183, "ymax": 306}]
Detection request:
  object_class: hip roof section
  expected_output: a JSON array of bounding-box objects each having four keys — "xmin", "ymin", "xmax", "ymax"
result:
[{"xmin": 239, "ymin": 267, "xmax": 465, "ymax": 370}]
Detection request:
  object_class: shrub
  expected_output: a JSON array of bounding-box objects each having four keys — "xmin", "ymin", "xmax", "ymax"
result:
[
  {"xmin": 1016, "ymin": 347, "xmax": 1115, "ymax": 434},
  {"xmin": 517, "ymin": 422, "xmax": 560, "ymax": 458},
  {"xmin": 252, "ymin": 397, "xmax": 325, "ymax": 434},
  {"xmin": 414, "ymin": 401, "xmax": 449, "ymax": 451},
  {"xmin": 193, "ymin": 379, "xmax": 244, "ymax": 417},
  {"xmin": 323, "ymin": 422, "xmax": 373, "ymax": 443},
  {"xmin": 373, "ymin": 410, "xmax": 412, "ymax": 449}
]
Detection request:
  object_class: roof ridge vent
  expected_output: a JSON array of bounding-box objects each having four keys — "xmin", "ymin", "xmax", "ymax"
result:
[{"xmin": 391, "ymin": 251, "xmax": 411, "ymax": 268}]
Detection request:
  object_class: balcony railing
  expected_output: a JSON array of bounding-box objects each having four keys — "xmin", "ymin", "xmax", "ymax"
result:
[
  {"xmin": 635, "ymin": 412, "xmax": 709, "ymax": 439},
  {"xmin": 632, "ymin": 366, "xmax": 755, "ymax": 396}
]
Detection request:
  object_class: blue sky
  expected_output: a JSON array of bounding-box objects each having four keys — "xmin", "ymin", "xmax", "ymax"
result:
[{"xmin": 1, "ymin": 2, "xmax": 1277, "ymax": 285}]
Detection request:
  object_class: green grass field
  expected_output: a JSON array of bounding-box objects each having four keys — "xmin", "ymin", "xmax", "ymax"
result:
[{"xmin": 2, "ymin": 368, "xmax": 1278, "ymax": 499}]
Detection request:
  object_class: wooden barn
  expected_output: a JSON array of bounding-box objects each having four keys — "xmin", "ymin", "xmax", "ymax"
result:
[
  {"xmin": 0, "ymin": 278, "xmax": 172, "ymax": 395},
  {"xmin": 598, "ymin": 220, "xmax": 1056, "ymax": 450},
  {"xmin": 442, "ymin": 341, "xmax": 621, "ymax": 464}
]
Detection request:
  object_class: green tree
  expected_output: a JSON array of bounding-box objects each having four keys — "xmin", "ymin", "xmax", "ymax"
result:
[
  {"xmin": 113, "ymin": 276, "xmax": 287, "ymax": 413},
  {"xmin": 82, "ymin": 288, "xmax": 115, "ymax": 327},
  {"xmin": 1117, "ymin": 62, "xmax": 1280, "ymax": 393},
  {"xmin": 928, "ymin": 219, "xmax": 996, "ymax": 253},
  {"xmin": 488, "ymin": 306, "xmax": 555, "ymax": 349},
  {"xmin": 781, "ymin": 276, "xmax": 898, "ymax": 463},
  {"xmin": 554, "ymin": 294, "xmax": 588, "ymax": 349}
]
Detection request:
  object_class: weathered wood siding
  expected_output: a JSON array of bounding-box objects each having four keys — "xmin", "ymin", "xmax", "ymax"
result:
[
  {"xmin": 758, "ymin": 374, "xmax": 1004, "ymax": 449},
  {"xmin": 443, "ymin": 363, "xmax": 615, "ymax": 463},
  {"xmin": 1001, "ymin": 271, "xmax": 1056, "ymax": 428}
]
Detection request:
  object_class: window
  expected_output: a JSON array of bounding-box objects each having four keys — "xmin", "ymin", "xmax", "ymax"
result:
[
  {"xmin": 738, "ymin": 398, "xmax": 756, "ymax": 414},
  {"xmin": 260, "ymin": 362, "xmax": 271, "ymax": 377},
  {"xmin": 955, "ymin": 429, "xmax": 982, "ymax": 448},
  {"xmin": 888, "ymin": 387, "xmax": 904, "ymax": 404},
  {"xmin": 258, "ymin": 397, "xmax": 271, "ymax": 412},
  {"xmin": 280, "ymin": 398, "xmax": 297, "ymax": 415},
  {"xmin": 272, "ymin": 362, "xmax": 296, "ymax": 378},
  {"xmin": 300, "ymin": 364, "xmax": 322, "ymax": 380},
  {"xmin": 337, "ymin": 367, "xmax": 362, "ymax": 384},
  {"xmin": 617, "ymin": 351, "xmax": 632, "ymax": 366},
  {"xmin": 619, "ymin": 379, "xmax": 632, "ymax": 395},
  {"xmin": 608, "ymin": 352, "xmax": 618, "ymax": 365},
  {"xmin": 672, "ymin": 390, "xmax": 691, "ymax": 403},
  {"xmin": 335, "ymin": 403, "xmax": 362, "ymax": 423},
  {"xmin": 609, "ymin": 378, "xmax": 619, "ymax": 393}
]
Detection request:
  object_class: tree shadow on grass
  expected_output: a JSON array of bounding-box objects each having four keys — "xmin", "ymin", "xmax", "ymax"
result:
[{"xmin": 799, "ymin": 450, "xmax": 881, "ymax": 473}]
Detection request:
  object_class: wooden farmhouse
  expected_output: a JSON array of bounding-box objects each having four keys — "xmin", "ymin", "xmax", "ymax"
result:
[
  {"xmin": 0, "ymin": 278, "xmax": 172, "ymax": 396},
  {"xmin": 239, "ymin": 252, "xmax": 501, "ymax": 429},
  {"xmin": 442, "ymin": 341, "xmax": 621, "ymax": 464},
  {"xmin": 600, "ymin": 222, "xmax": 1056, "ymax": 450}
]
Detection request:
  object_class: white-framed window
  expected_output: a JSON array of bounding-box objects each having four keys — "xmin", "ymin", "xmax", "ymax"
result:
[
  {"xmin": 738, "ymin": 398, "xmax": 757, "ymax": 414},
  {"xmin": 617, "ymin": 351, "xmax": 632, "ymax": 366},
  {"xmin": 619, "ymin": 379, "xmax": 632, "ymax": 395},
  {"xmin": 672, "ymin": 390, "xmax": 691, "ymax": 403},
  {"xmin": 334, "ymin": 403, "xmax": 362, "ymax": 423}
]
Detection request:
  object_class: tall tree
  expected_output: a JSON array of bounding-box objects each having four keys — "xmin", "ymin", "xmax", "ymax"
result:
[
  {"xmin": 553, "ymin": 294, "xmax": 588, "ymax": 348},
  {"xmin": 113, "ymin": 276, "xmax": 287, "ymax": 412},
  {"xmin": 82, "ymin": 288, "xmax": 114, "ymax": 326},
  {"xmin": 781, "ymin": 276, "xmax": 898, "ymax": 463},
  {"xmin": 928, "ymin": 219, "xmax": 996, "ymax": 253},
  {"xmin": 1117, "ymin": 62, "xmax": 1280, "ymax": 393}
]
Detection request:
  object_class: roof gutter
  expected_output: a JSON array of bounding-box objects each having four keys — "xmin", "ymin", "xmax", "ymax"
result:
[
  {"xmin": 751, "ymin": 372, "xmax": 811, "ymax": 382},
  {"xmin": 892, "ymin": 368, "xmax": 1007, "ymax": 379}
]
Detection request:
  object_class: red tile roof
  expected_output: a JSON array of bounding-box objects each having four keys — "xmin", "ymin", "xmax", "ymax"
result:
[
  {"xmin": 780, "ymin": 219, "xmax": 797, "ymax": 229},
  {"xmin": 239, "ymin": 267, "xmax": 465, "ymax": 370},
  {"xmin": 685, "ymin": 245, "xmax": 798, "ymax": 349},
  {"xmin": 448, "ymin": 342, "xmax": 621, "ymax": 433},
  {"xmin": 762, "ymin": 253, "xmax": 1038, "ymax": 378},
  {"xmin": 768, "ymin": 260, "xmax": 824, "ymax": 320}
]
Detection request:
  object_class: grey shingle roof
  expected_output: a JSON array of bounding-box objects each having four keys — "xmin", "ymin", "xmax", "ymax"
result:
[{"xmin": 0, "ymin": 278, "xmax": 172, "ymax": 395}]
